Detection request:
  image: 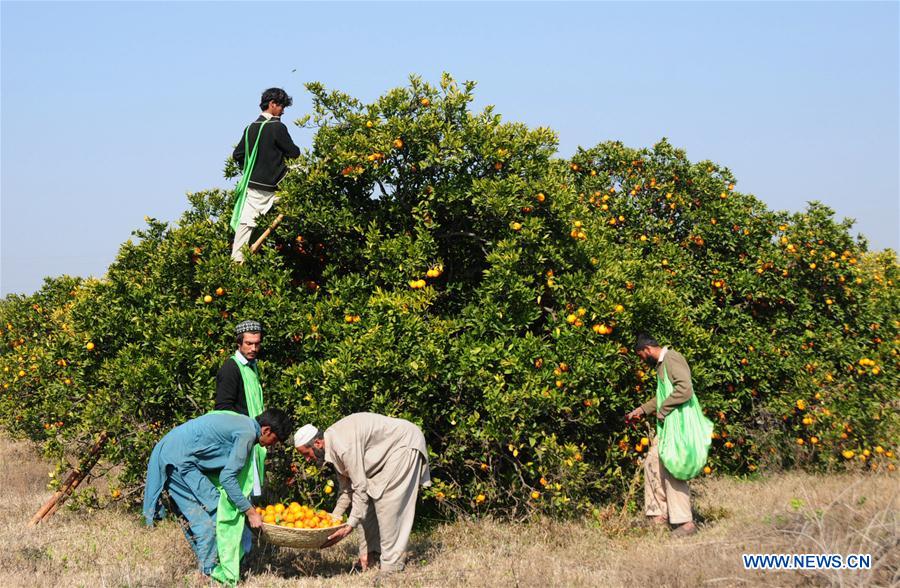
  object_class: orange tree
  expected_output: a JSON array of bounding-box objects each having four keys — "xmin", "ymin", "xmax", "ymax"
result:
[{"xmin": 0, "ymin": 74, "xmax": 897, "ymax": 516}]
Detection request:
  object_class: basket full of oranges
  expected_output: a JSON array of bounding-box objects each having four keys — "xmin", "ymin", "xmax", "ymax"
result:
[{"xmin": 256, "ymin": 502, "xmax": 348, "ymax": 549}]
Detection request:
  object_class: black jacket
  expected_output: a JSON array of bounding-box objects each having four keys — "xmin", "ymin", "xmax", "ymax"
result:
[
  {"xmin": 214, "ymin": 357, "xmax": 249, "ymax": 415},
  {"xmin": 233, "ymin": 115, "xmax": 300, "ymax": 191}
]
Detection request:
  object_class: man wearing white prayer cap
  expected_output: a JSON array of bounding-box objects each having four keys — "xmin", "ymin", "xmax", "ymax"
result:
[
  {"xmin": 294, "ymin": 413, "xmax": 431, "ymax": 576},
  {"xmin": 293, "ymin": 424, "xmax": 319, "ymax": 450}
]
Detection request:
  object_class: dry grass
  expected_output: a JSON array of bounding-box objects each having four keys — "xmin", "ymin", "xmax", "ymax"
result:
[{"xmin": 1, "ymin": 436, "xmax": 897, "ymax": 587}]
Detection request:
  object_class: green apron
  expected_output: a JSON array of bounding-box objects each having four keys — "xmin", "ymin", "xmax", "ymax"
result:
[
  {"xmin": 205, "ymin": 409, "xmax": 253, "ymax": 586},
  {"xmin": 234, "ymin": 354, "xmax": 266, "ymax": 491},
  {"xmin": 209, "ymin": 355, "xmax": 266, "ymax": 584}
]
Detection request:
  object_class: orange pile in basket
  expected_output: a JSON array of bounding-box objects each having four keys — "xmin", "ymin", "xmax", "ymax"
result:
[{"xmin": 256, "ymin": 502, "xmax": 343, "ymax": 529}]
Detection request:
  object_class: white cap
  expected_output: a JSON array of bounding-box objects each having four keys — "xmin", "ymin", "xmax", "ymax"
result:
[{"xmin": 293, "ymin": 424, "xmax": 318, "ymax": 448}]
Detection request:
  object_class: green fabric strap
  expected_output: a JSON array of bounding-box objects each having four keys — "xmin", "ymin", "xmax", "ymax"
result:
[
  {"xmin": 233, "ymin": 354, "xmax": 266, "ymax": 484},
  {"xmin": 203, "ymin": 410, "xmax": 254, "ymax": 586},
  {"xmin": 655, "ymin": 366, "xmax": 673, "ymax": 438},
  {"xmin": 230, "ymin": 119, "xmax": 269, "ymax": 232},
  {"xmin": 234, "ymin": 354, "xmax": 265, "ymax": 417}
]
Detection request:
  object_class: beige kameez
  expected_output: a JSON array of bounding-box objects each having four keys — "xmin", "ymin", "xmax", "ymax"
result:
[{"xmin": 326, "ymin": 413, "xmax": 431, "ymax": 572}]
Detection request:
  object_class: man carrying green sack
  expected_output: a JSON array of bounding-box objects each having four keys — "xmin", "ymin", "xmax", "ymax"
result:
[
  {"xmin": 626, "ymin": 334, "xmax": 714, "ymax": 537},
  {"xmin": 230, "ymin": 87, "xmax": 300, "ymax": 262},
  {"xmin": 142, "ymin": 408, "xmax": 293, "ymax": 583}
]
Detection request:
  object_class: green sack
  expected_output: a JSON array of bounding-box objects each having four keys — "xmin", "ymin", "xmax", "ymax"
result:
[
  {"xmin": 656, "ymin": 366, "xmax": 714, "ymax": 480},
  {"xmin": 230, "ymin": 119, "xmax": 269, "ymax": 232},
  {"xmin": 207, "ymin": 464, "xmax": 253, "ymax": 586},
  {"xmin": 232, "ymin": 353, "xmax": 266, "ymax": 491},
  {"xmin": 203, "ymin": 410, "xmax": 255, "ymax": 586}
]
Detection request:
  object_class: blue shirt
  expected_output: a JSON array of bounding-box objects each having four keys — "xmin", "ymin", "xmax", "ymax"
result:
[{"xmin": 143, "ymin": 412, "xmax": 260, "ymax": 524}]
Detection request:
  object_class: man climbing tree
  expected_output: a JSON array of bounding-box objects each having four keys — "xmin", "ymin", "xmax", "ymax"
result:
[{"xmin": 230, "ymin": 87, "xmax": 300, "ymax": 262}]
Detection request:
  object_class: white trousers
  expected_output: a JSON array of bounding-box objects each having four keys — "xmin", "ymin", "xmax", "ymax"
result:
[
  {"xmin": 231, "ymin": 187, "xmax": 276, "ymax": 262},
  {"xmin": 357, "ymin": 450, "xmax": 430, "ymax": 572}
]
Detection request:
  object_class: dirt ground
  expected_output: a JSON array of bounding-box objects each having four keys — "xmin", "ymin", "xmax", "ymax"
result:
[{"xmin": 1, "ymin": 437, "xmax": 896, "ymax": 587}]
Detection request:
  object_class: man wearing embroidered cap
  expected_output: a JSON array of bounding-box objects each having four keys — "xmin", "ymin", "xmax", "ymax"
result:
[
  {"xmin": 294, "ymin": 413, "xmax": 431, "ymax": 576},
  {"xmin": 215, "ymin": 320, "xmax": 267, "ymax": 499},
  {"xmin": 215, "ymin": 320, "xmax": 264, "ymax": 416}
]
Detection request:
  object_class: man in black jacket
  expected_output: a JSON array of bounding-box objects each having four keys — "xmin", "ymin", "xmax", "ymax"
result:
[
  {"xmin": 231, "ymin": 88, "xmax": 301, "ymax": 262},
  {"xmin": 214, "ymin": 320, "xmax": 264, "ymax": 416}
]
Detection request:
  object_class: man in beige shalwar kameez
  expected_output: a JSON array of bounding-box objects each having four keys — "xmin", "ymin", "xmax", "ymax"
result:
[{"xmin": 294, "ymin": 413, "xmax": 431, "ymax": 574}]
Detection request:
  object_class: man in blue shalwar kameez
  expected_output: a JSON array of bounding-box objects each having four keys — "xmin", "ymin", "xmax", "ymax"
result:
[{"xmin": 142, "ymin": 408, "xmax": 293, "ymax": 579}]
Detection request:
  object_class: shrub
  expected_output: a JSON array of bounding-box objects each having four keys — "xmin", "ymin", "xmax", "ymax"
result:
[{"xmin": 1, "ymin": 74, "xmax": 897, "ymax": 517}]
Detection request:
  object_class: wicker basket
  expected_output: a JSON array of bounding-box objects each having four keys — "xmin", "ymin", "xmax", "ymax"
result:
[{"xmin": 258, "ymin": 522, "xmax": 349, "ymax": 549}]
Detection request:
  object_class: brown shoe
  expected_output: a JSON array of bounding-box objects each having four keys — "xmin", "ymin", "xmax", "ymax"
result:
[
  {"xmin": 649, "ymin": 515, "xmax": 668, "ymax": 526},
  {"xmin": 672, "ymin": 521, "xmax": 697, "ymax": 536}
]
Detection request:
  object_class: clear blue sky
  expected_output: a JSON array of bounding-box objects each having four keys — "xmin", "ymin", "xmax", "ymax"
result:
[{"xmin": 2, "ymin": 1, "xmax": 898, "ymax": 296}]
